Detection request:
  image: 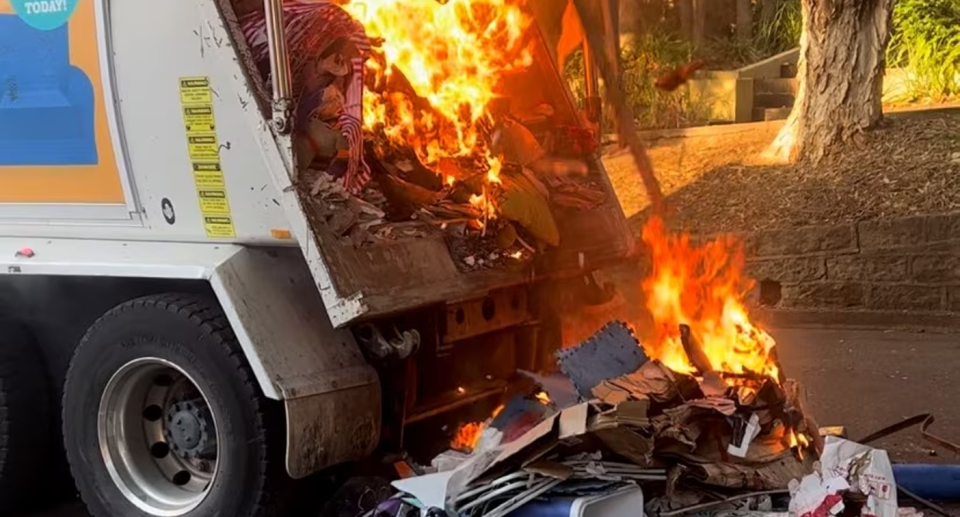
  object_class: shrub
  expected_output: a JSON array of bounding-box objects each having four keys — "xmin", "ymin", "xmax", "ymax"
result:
[
  {"xmin": 753, "ymin": 0, "xmax": 802, "ymax": 58},
  {"xmin": 564, "ymin": 32, "xmax": 712, "ymax": 130},
  {"xmin": 887, "ymin": 0, "xmax": 960, "ymax": 101}
]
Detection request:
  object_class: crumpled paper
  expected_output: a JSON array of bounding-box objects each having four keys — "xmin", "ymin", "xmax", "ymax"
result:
[{"xmin": 790, "ymin": 437, "xmax": 897, "ymax": 517}]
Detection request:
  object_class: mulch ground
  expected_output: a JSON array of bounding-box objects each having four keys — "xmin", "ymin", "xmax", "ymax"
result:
[{"xmin": 602, "ymin": 109, "xmax": 960, "ymax": 235}]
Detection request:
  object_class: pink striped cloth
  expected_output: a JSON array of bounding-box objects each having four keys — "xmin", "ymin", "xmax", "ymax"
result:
[{"xmin": 239, "ymin": 1, "xmax": 372, "ymax": 193}]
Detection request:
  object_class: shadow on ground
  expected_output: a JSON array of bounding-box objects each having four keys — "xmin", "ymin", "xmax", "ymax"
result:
[{"xmin": 603, "ymin": 110, "xmax": 960, "ymax": 237}]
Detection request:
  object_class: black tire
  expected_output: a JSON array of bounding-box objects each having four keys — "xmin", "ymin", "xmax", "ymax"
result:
[
  {"xmin": 0, "ymin": 319, "xmax": 51, "ymax": 512},
  {"xmin": 63, "ymin": 294, "xmax": 292, "ymax": 517}
]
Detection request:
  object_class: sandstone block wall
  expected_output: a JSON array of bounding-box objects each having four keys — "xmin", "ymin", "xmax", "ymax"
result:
[{"xmin": 743, "ymin": 213, "xmax": 960, "ymax": 313}]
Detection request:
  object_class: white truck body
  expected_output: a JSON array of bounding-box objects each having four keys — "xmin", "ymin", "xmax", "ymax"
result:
[{"xmin": 0, "ymin": 0, "xmax": 385, "ymax": 479}]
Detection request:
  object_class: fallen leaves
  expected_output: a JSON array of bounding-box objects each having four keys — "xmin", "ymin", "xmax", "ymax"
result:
[{"xmin": 604, "ymin": 112, "xmax": 960, "ymax": 234}]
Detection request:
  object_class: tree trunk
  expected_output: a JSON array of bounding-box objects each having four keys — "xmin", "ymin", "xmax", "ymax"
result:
[
  {"xmin": 766, "ymin": 0, "xmax": 895, "ymax": 163},
  {"xmin": 736, "ymin": 0, "xmax": 753, "ymax": 42},
  {"xmin": 678, "ymin": 0, "xmax": 695, "ymax": 39},
  {"xmin": 618, "ymin": 0, "xmax": 642, "ymax": 48},
  {"xmin": 692, "ymin": 0, "xmax": 706, "ymax": 48}
]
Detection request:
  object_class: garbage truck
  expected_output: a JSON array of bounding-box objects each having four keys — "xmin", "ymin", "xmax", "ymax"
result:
[{"xmin": 0, "ymin": 0, "xmax": 634, "ymax": 515}]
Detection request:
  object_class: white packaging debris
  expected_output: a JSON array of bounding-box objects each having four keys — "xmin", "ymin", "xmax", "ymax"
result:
[{"xmin": 790, "ymin": 436, "xmax": 898, "ymax": 517}]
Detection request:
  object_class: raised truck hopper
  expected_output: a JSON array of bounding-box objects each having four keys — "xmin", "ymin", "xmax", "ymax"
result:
[{"xmin": 220, "ymin": 0, "xmax": 637, "ymax": 328}]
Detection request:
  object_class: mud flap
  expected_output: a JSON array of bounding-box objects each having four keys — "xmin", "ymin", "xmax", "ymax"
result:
[{"xmin": 211, "ymin": 247, "xmax": 380, "ymax": 477}]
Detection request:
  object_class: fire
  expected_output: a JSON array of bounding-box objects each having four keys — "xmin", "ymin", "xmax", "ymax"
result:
[
  {"xmin": 534, "ymin": 391, "xmax": 551, "ymax": 405},
  {"xmin": 451, "ymin": 403, "xmax": 505, "ymax": 450},
  {"xmin": 452, "ymin": 421, "xmax": 485, "ymax": 450},
  {"xmin": 640, "ymin": 217, "xmax": 780, "ymax": 382},
  {"xmin": 788, "ymin": 429, "xmax": 810, "ymax": 449},
  {"xmin": 342, "ymin": 0, "xmax": 532, "ymax": 189}
]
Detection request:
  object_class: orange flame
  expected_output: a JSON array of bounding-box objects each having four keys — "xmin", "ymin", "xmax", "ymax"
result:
[
  {"xmin": 452, "ymin": 421, "xmax": 485, "ymax": 450},
  {"xmin": 343, "ymin": 0, "xmax": 532, "ymax": 190},
  {"xmin": 640, "ymin": 217, "xmax": 779, "ymax": 382},
  {"xmin": 450, "ymin": 403, "xmax": 505, "ymax": 450},
  {"xmin": 534, "ymin": 391, "xmax": 551, "ymax": 405}
]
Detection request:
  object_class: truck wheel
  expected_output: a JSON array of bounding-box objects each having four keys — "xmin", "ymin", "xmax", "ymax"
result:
[
  {"xmin": 63, "ymin": 294, "xmax": 290, "ymax": 517},
  {"xmin": 0, "ymin": 320, "xmax": 51, "ymax": 511}
]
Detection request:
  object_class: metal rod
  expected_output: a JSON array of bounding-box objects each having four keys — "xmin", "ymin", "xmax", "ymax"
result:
[
  {"xmin": 571, "ymin": 0, "xmax": 664, "ymax": 213},
  {"xmin": 583, "ymin": 41, "xmax": 599, "ymax": 98},
  {"xmin": 263, "ymin": 0, "xmax": 292, "ymax": 125},
  {"xmin": 457, "ymin": 480, "xmax": 533, "ymax": 513},
  {"xmin": 899, "ymin": 486, "xmax": 957, "ymax": 517},
  {"xmin": 455, "ymin": 472, "xmax": 531, "ymax": 503},
  {"xmin": 482, "ymin": 478, "xmax": 564, "ymax": 517},
  {"xmin": 599, "ymin": 0, "xmax": 620, "ymax": 79},
  {"xmin": 582, "ymin": 39, "xmax": 601, "ymax": 124}
]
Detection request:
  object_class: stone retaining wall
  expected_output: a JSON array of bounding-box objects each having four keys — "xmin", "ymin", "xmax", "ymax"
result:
[{"xmin": 742, "ymin": 213, "xmax": 960, "ymax": 313}]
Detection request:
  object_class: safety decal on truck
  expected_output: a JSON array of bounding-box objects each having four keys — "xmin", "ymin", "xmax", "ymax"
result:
[{"xmin": 178, "ymin": 76, "xmax": 236, "ymax": 239}]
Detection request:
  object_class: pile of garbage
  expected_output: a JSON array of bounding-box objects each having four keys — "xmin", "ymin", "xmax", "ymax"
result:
[
  {"xmin": 301, "ymin": 103, "xmax": 610, "ymax": 270},
  {"xmin": 361, "ymin": 322, "xmax": 956, "ymax": 517}
]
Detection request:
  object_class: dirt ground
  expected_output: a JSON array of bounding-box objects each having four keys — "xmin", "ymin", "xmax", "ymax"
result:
[{"xmin": 603, "ymin": 109, "xmax": 960, "ymax": 235}]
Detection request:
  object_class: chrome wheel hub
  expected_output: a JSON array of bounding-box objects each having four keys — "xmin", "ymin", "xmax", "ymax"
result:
[{"xmin": 98, "ymin": 358, "xmax": 219, "ymax": 516}]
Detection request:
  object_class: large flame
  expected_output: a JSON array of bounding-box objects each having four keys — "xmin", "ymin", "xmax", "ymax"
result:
[
  {"xmin": 641, "ymin": 217, "xmax": 779, "ymax": 382},
  {"xmin": 342, "ymin": 0, "xmax": 532, "ymax": 180}
]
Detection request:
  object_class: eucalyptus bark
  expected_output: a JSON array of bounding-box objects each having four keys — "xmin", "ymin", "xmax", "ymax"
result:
[
  {"xmin": 678, "ymin": 0, "xmax": 695, "ymax": 38},
  {"xmin": 767, "ymin": 0, "xmax": 895, "ymax": 162},
  {"xmin": 692, "ymin": 0, "xmax": 707, "ymax": 48},
  {"xmin": 618, "ymin": 0, "xmax": 642, "ymax": 48},
  {"xmin": 736, "ymin": 0, "xmax": 753, "ymax": 42}
]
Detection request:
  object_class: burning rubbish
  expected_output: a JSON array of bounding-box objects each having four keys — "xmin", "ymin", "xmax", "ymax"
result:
[
  {"xmin": 640, "ymin": 216, "xmax": 781, "ymax": 382},
  {"xmin": 361, "ymin": 215, "xmax": 960, "ymax": 516},
  {"xmin": 241, "ymin": 0, "xmax": 612, "ymax": 271},
  {"xmin": 368, "ymin": 318, "xmax": 960, "ymax": 517},
  {"xmin": 366, "ymin": 319, "xmax": 818, "ymax": 517}
]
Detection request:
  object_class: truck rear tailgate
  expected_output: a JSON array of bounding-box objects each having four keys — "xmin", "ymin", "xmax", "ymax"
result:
[{"xmin": 304, "ymin": 157, "xmax": 633, "ymax": 322}]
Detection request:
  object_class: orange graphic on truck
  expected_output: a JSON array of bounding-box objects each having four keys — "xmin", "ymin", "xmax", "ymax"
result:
[{"xmin": 0, "ymin": 0, "xmax": 124, "ymax": 204}]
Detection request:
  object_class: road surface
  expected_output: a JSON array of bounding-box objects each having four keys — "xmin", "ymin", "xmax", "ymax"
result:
[{"xmin": 22, "ymin": 326, "xmax": 960, "ymax": 516}]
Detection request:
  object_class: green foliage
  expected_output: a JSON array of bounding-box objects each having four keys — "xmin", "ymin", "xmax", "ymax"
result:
[
  {"xmin": 702, "ymin": 37, "xmax": 765, "ymax": 70},
  {"xmin": 560, "ymin": 0, "xmax": 804, "ymax": 129},
  {"xmin": 887, "ymin": 0, "xmax": 960, "ymax": 101},
  {"xmin": 564, "ymin": 32, "xmax": 713, "ymax": 129},
  {"xmin": 752, "ymin": 0, "xmax": 802, "ymax": 57},
  {"xmin": 706, "ymin": 0, "xmax": 801, "ymax": 69}
]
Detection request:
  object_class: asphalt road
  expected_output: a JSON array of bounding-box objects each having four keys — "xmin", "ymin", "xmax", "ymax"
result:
[
  {"xmin": 776, "ymin": 327, "xmax": 960, "ymax": 463},
  {"xmin": 22, "ymin": 326, "xmax": 960, "ymax": 517}
]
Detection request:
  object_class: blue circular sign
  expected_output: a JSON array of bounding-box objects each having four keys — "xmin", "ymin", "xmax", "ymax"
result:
[{"xmin": 10, "ymin": 0, "xmax": 79, "ymax": 31}]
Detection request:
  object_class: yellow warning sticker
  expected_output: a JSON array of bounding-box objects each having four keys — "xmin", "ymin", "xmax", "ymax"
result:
[
  {"xmin": 187, "ymin": 133, "xmax": 219, "ymax": 160},
  {"xmin": 191, "ymin": 162, "xmax": 225, "ymax": 189},
  {"xmin": 183, "ymin": 105, "xmax": 215, "ymax": 132},
  {"xmin": 179, "ymin": 75, "xmax": 235, "ymax": 239},
  {"xmin": 179, "ymin": 77, "xmax": 212, "ymax": 104},
  {"xmin": 197, "ymin": 189, "xmax": 231, "ymax": 214},
  {"xmin": 203, "ymin": 216, "xmax": 236, "ymax": 238}
]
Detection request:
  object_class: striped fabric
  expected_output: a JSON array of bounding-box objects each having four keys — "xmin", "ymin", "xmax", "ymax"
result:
[{"xmin": 239, "ymin": 1, "xmax": 372, "ymax": 193}]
